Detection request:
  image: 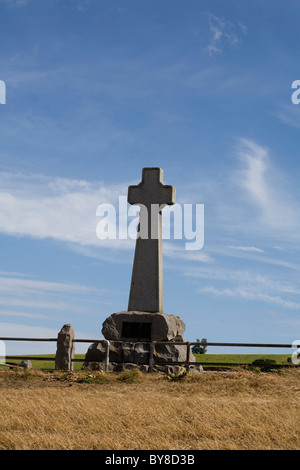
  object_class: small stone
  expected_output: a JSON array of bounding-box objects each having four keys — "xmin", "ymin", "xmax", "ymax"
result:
[
  {"xmin": 19, "ymin": 360, "xmax": 32, "ymax": 369},
  {"xmin": 189, "ymin": 365, "xmax": 204, "ymax": 373}
]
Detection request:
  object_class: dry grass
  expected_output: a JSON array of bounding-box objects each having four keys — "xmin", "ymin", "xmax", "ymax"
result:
[{"xmin": 0, "ymin": 368, "xmax": 299, "ymax": 450}]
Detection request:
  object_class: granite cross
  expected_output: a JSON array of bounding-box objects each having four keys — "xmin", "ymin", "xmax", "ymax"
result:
[{"xmin": 128, "ymin": 168, "xmax": 175, "ymax": 313}]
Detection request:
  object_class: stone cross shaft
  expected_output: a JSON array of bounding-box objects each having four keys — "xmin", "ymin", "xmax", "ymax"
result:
[{"xmin": 128, "ymin": 168, "xmax": 175, "ymax": 313}]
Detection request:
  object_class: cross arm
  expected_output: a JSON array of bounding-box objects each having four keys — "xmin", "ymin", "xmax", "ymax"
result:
[{"xmin": 128, "ymin": 167, "xmax": 176, "ymax": 206}]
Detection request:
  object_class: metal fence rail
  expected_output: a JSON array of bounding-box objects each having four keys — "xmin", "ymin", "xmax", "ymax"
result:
[{"xmin": 0, "ymin": 335, "xmax": 298, "ymax": 371}]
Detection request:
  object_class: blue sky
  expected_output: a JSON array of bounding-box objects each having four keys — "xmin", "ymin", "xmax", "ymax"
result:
[{"xmin": 0, "ymin": 0, "xmax": 299, "ymax": 356}]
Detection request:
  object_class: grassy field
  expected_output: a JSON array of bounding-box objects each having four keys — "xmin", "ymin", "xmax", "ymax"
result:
[
  {"xmin": 0, "ymin": 367, "xmax": 299, "ymax": 450},
  {"xmin": 2, "ymin": 353, "xmax": 293, "ymax": 370}
]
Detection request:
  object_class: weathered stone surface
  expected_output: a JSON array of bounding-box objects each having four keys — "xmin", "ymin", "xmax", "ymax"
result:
[
  {"xmin": 155, "ymin": 342, "xmax": 188, "ymax": 363},
  {"xmin": 84, "ymin": 340, "xmax": 150, "ymax": 366},
  {"xmin": 55, "ymin": 324, "xmax": 75, "ymax": 371},
  {"xmin": 83, "ymin": 337, "xmax": 197, "ymax": 371},
  {"xmin": 102, "ymin": 311, "xmax": 186, "ymax": 342}
]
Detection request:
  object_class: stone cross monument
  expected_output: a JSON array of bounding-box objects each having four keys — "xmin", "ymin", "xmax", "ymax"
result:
[
  {"xmin": 128, "ymin": 167, "xmax": 175, "ymax": 313},
  {"xmin": 84, "ymin": 167, "xmax": 195, "ymax": 372}
]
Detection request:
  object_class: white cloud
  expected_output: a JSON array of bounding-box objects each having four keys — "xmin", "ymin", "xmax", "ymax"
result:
[
  {"xmin": 0, "ymin": 171, "xmax": 208, "ymax": 259},
  {"xmin": 203, "ymin": 14, "xmax": 247, "ymax": 56},
  {"xmin": 0, "ymin": 172, "xmax": 128, "ymax": 248}
]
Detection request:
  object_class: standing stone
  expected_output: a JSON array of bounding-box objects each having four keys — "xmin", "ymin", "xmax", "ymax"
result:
[{"xmin": 55, "ymin": 324, "xmax": 75, "ymax": 371}]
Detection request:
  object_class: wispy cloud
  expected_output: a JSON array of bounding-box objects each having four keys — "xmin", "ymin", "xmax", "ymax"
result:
[
  {"xmin": 184, "ymin": 261, "xmax": 300, "ymax": 310},
  {"xmin": 236, "ymin": 139, "xmax": 271, "ymax": 209},
  {"xmin": 184, "ymin": 265, "xmax": 298, "ymax": 288},
  {"xmin": 200, "ymin": 285, "xmax": 300, "ymax": 310},
  {"xmin": 77, "ymin": 0, "xmax": 92, "ymax": 12},
  {"xmin": 0, "ymin": 171, "xmax": 207, "ymax": 260},
  {"xmin": 203, "ymin": 14, "xmax": 247, "ymax": 56},
  {"xmin": 0, "ymin": 272, "xmax": 124, "ymax": 318},
  {"xmin": 0, "ymin": 273, "xmax": 126, "ymax": 353},
  {"xmin": 229, "ymin": 245, "xmax": 265, "ymax": 253},
  {"xmin": 234, "ymin": 138, "xmax": 300, "ymax": 232},
  {"xmin": 0, "ymin": 172, "xmax": 128, "ymax": 249},
  {"xmin": 0, "ymin": 0, "xmax": 29, "ymax": 7},
  {"xmin": 0, "ymin": 309, "xmax": 53, "ymax": 320},
  {"xmin": 176, "ymin": 137, "xmax": 299, "ymax": 251},
  {"xmin": 0, "ymin": 276, "xmax": 99, "ymax": 295},
  {"xmin": 164, "ymin": 242, "xmax": 213, "ymax": 263}
]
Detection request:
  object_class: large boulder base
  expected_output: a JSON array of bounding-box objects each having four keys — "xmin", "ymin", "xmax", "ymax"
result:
[
  {"xmin": 102, "ymin": 311, "xmax": 186, "ymax": 342},
  {"xmin": 84, "ymin": 340, "xmax": 188, "ymax": 365}
]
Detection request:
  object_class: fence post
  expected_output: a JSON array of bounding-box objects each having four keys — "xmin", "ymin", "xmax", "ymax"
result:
[
  {"xmin": 149, "ymin": 341, "xmax": 156, "ymax": 372},
  {"xmin": 104, "ymin": 340, "xmax": 110, "ymax": 372},
  {"xmin": 55, "ymin": 324, "xmax": 75, "ymax": 371},
  {"xmin": 185, "ymin": 342, "xmax": 190, "ymax": 372}
]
